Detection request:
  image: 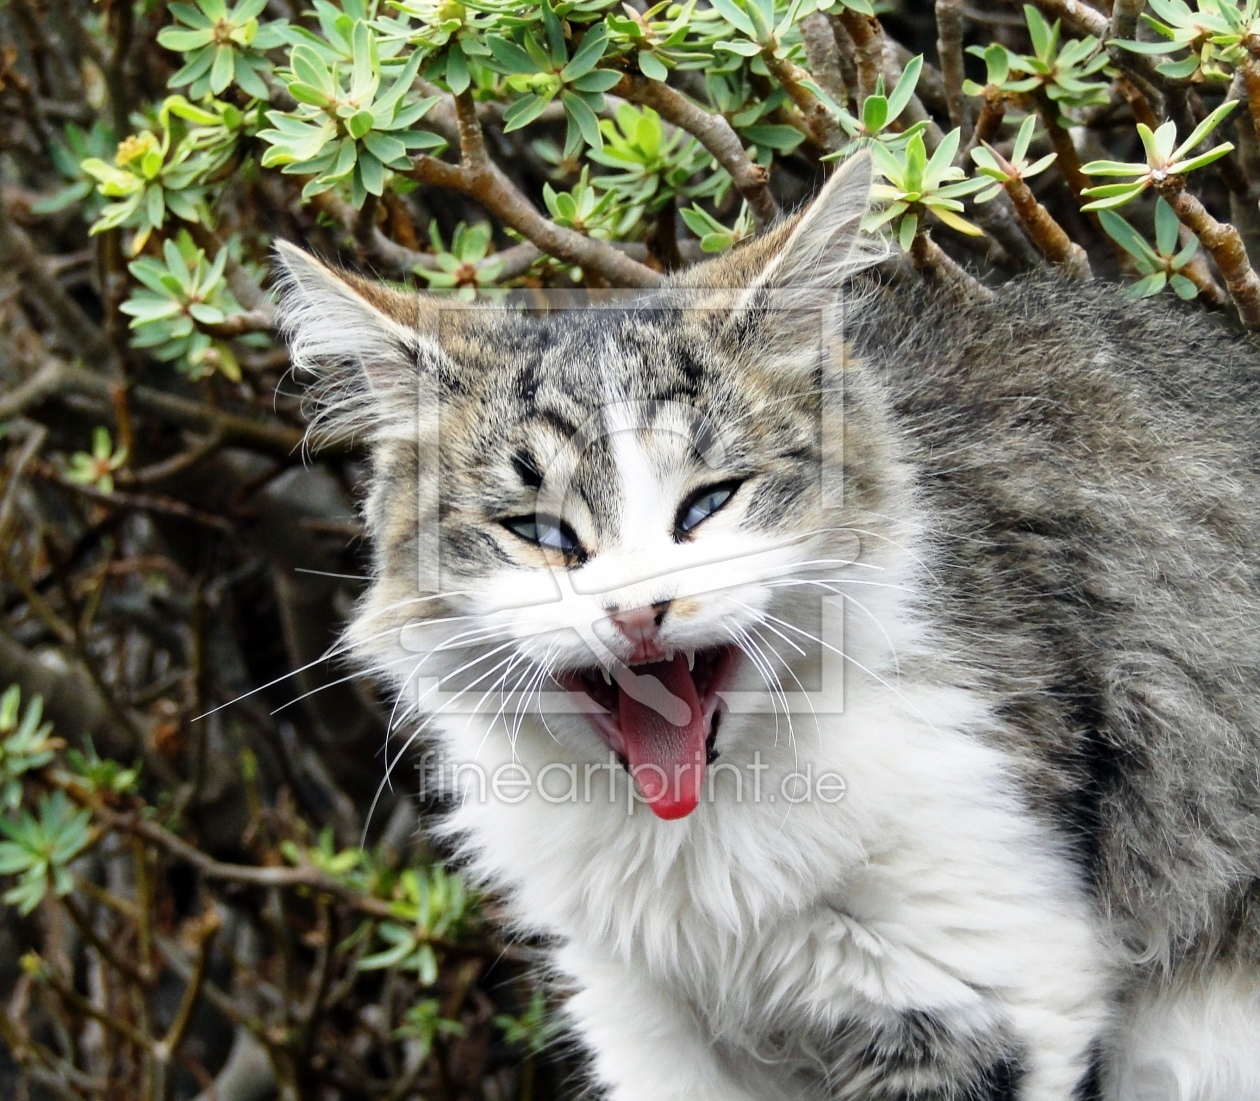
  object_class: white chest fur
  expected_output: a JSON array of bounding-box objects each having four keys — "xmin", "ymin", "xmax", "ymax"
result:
[{"xmin": 435, "ymin": 668, "xmax": 1116, "ymax": 1101}]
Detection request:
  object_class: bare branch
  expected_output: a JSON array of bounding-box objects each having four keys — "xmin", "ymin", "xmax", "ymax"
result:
[
  {"xmin": 0, "ymin": 201, "xmax": 118, "ymax": 368},
  {"xmin": 936, "ymin": 0, "xmax": 969, "ymax": 138},
  {"xmin": 983, "ymin": 147, "xmax": 1091, "ymax": 279},
  {"xmin": 761, "ymin": 51, "xmax": 844, "ymax": 151},
  {"xmin": 612, "ymin": 74, "xmax": 779, "ymax": 226},
  {"xmin": 408, "ymin": 92, "xmax": 664, "ymax": 288},
  {"xmin": 1, "ymin": 356, "xmax": 304, "ymax": 457},
  {"xmin": 800, "ymin": 13, "xmax": 850, "ymax": 112},
  {"xmin": 1156, "ymin": 179, "xmax": 1260, "ymax": 330},
  {"xmin": 910, "ymin": 231, "xmax": 995, "ymax": 301}
]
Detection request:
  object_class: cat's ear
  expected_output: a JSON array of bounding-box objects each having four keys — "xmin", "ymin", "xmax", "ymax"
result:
[
  {"xmin": 751, "ymin": 151, "xmax": 880, "ymax": 292},
  {"xmin": 272, "ymin": 241, "xmax": 433, "ymax": 387},
  {"xmin": 675, "ymin": 152, "xmax": 880, "ymax": 293},
  {"xmin": 272, "ymin": 242, "xmax": 444, "ymax": 443}
]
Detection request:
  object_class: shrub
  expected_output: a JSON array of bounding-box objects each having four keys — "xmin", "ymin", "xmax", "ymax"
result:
[{"xmin": 3, "ymin": 0, "xmax": 1260, "ymax": 1097}]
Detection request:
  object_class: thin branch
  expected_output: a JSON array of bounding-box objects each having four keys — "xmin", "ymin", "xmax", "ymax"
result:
[
  {"xmin": 835, "ymin": 10, "xmax": 881, "ymax": 103},
  {"xmin": 0, "ymin": 201, "xmax": 118, "ymax": 368},
  {"xmin": 761, "ymin": 50, "xmax": 843, "ymax": 151},
  {"xmin": 909, "ymin": 230, "xmax": 995, "ymax": 301},
  {"xmin": 0, "ymin": 421, "xmax": 47, "ymax": 539},
  {"xmin": 962, "ymin": 90, "xmax": 1006, "ymax": 162},
  {"xmin": 36, "ymin": 466, "xmax": 236, "ymax": 532},
  {"xmin": 612, "ymin": 74, "xmax": 780, "ymax": 226},
  {"xmin": 935, "ymin": 0, "xmax": 969, "ymax": 139},
  {"xmin": 1032, "ymin": 89, "xmax": 1089, "ymax": 200},
  {"xmin": 1156, "ymin": 178, "xmax": 1260, "ymax": 329},
  {"xmin": 984, "ymin": 148, "xmax": 1091, "ymax": 279},
  {"xmin": 800, "ymin": 13, "xmax": 850, "ymax": 113},
  {"xmin": 408, "ymin": 92, "xmax": 663, "ymax": 288},
  {"xmin": 200, "ymin": 308, "xmax": 275, "ymax": 339},
  {"xmin": 127, "ymin": 429, "xmax": 226, "ymax": 485},
  {"xmin": 1, "ymin": 356, "xmax": 304, "ymax": 458}
]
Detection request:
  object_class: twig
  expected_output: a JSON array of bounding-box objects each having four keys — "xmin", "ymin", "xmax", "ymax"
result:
[
  {"xmin": 1033, "ymin": 89, "xmax": 1088, "ymax": 200},
  {"xmin": 0, "ymin": 356, "xmax": 304, "ymax": 458},
  {"xmin": 37, "ymin": 466, "xmax": 236, "ymax": 532},
  {"xmin": 800, "ymin": 13, "xmax": 850, "ymax": 113},
  {"xmin": 761, "ymin": 50, "xmax": 844, "ymax": 151},
  {"xmin": 936, "ymin": 0, "xmax": 969, "ymax": 139},
  {"xmin": 962, "ymin": 90, "xmax": 1006, "ymax": 162},
  {"xmin": 1155, "ymin": 178, "xmax": 1260, "ymax": 330},
  {"xmin": 61, "ymin": 893, "xmax": 152, "ymax": 987},
  {"xmin": 0, "ymin": 201, "xmax": 118, "ymax": 368},
  {"xmin": 1238, "ymin": 49, "xmax": 1260, "ymax": 161},
  {"xmin": 909, "ymin": 230, "xmax": 995, "ymax": 301},
  {"xmin": 0, "ymin": 421, "xmax": 47, "ymax": 539},
  {"xmin": 127, "ymin": 429, "xmax": 226, "ymax": 485},
  {"xmin": 158, "ymin": 912, "xmax": 220, "ymax": 1060},
  {"xmin": 408, "ymin": 93, "xmax": 663, "ymax": 288},
  {"xmin": 612, "ymin": 74, "xmax": 779, "ymax": 226},
  {"xmin": 984, "ymin": 147, "xmax": 1091, "ymax": 279},
  {"xmin": 201, "ymin": 308, "xmax": 275, "ymax": 338},
  {"xmin": 836, "ymin": 10, "xmax": 881, "ymax": 103},
  {"xmin": 1109, "ymin": 0, "xmax": 1144, "ymax": 43},
  {"xmin": 40, "ymin": 966, "xmax": 153, "ymax": 1051}
]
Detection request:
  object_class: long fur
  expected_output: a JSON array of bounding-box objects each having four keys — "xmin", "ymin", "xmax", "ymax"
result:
[{"xmin": 274, "ymin": 154, "xmax": 1260, "ymax": 1100}]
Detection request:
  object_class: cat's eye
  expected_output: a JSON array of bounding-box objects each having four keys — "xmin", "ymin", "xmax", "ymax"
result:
[
  {"xmin": 502, "ymin": 515, "xmax": 582, "ymax": 556},
  {"xmin": 676, "ymin": 481, "xmax": 741, "ymax": 538}
]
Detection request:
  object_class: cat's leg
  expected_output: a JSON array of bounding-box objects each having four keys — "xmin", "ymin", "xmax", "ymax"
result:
[
  {"xmin": 556, "ymin": 945, "xmax": 778, "ymax": 1101},
  {"xmin": 822, "ymin": 1004, "xmax": 1102, "ymax": 1101},
  {"xmin": 1104, "ymin": 967, "xmax": 1260, "ymax": 1100}
]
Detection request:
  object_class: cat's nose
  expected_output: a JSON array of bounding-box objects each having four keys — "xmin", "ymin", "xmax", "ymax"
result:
[{"xmin": 606, "ymin": 601, "xmax": 672, "ymax": 662}]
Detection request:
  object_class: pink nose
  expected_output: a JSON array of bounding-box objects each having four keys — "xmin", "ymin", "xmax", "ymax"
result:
[{"xmin": 606, "ymin": 601, "xmax": 671, "ymax": 660}]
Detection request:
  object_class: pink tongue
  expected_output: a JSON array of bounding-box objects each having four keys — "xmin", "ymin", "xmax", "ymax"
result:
[{"xmin": 616, "ymin": 654, "xmax": 708, "ymax": 820}]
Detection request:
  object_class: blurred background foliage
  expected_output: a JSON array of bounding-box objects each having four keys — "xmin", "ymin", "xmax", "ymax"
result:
[{"xmin": 3, "ymin": 0, "xmax": 1260, "ymax": 1097}]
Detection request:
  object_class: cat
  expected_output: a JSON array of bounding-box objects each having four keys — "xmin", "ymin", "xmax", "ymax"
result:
[{"xmin": 274, "ymin": 151, "xmax": 1260, "ymax": 1101}]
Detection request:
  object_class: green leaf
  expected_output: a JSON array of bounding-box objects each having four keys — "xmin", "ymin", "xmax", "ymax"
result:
[
  {"xmin": 1154, "ymin": 196, "xmax": 1180, "ymax": 256},
  {"xmin": 446, "ymin": 43, "xmax": 470, "ymax": 95},
  {"xmin": 347, "ymin": 109, "xmax": 375, "ymax": 139},
  {"xmin": 570, "ymin": 69, "xmax": 622, "ymax": 94},
  {"xmin": 357, "ymin": 151, "xmax": 385, "ymax": 196},
  {"xmin": 561, "ymin": 24, "xmax": 610, "ymax": 82},
  {"xmin": 1098, "ymin": 209, "xmax": 1159, "ymax": 263},
  {"xmin": 485, "ymin": 35, "xmax": 538, "ymax": 76},
  {"xmin": 1172, "ymin": 142, "xmax": 1234, "ymax": 174},
  {"xmin": 886, "ymin": 55, "xmax": 923, "ymax": 123},
  {"xmin": 863, "ymin": 94, "xmax": 888, "ymax": 134},
  {"xmin": 898, "ymin": 211, "xmax": 918, "ymax": 252},
  {"xmin": 502, "ymin": 93, "xmax": 554, "ymax": 132},
  {"xmin": 639, "ymin": 50, "xmax": 668, "ymax": 81},
  {"xmin": 210, "ymin": 44, "xmax": 235, "ymax": 94},
  {"xmin": 362, "ymin": 129, "xmax": 407, "ymax": 165},
  {"xmin": 1173, "ymin": 99, "xmax": 1239, "ymax": 161},
  {"xmin": 1155, "ymin": 54, "xmax": 1201, "ymax": 79},
  {"xmin": 562, "ymin": 90, "xmax": 603, "ymax": 151},
  {"xmin": 1130, "ymin": 271, "xmax": 1167, "ymax": 297},
  {"xmin": 289, "ymin": 82, "xmax": 331, "ymax": 106},
  {"xmin": 1080, "ymin": 183, "xmax": 1147, "ymax": 210},
  {"xmin": 1170, "ymin": 273, "xmax": 1198, "ymax": 299},
  {"xmin": 1024, "ymin": 4, "xmax": 1058, "ymax": 61},
  {"xmin": 158, "ymin": 27, "xmax": 216, "ymax": 51},
  {"xmin": 710, "ymin": 0, "xmax": 757, "ymax": 39}
]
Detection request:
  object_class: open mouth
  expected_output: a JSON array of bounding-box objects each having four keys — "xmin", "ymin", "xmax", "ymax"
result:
[{"xmin": 558, "ymin": 646, "xmax": 741, "ymax": 821}]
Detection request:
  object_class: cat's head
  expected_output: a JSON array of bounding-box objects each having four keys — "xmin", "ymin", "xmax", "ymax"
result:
[{"xmin": 275, "ymin": 153, "xmax": 907, "ymax": 821}]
